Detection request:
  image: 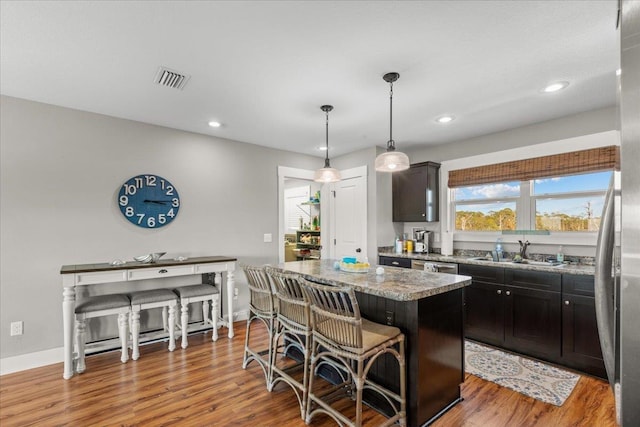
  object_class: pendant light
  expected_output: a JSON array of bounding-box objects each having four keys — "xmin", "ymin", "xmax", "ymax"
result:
[
  {"xmin": 314, "ymin": 105, "xmax": 341, "ymax": 183},
  {"xmin": 375, "ymin": 72, "xmax": 410, "ymax": 172}
]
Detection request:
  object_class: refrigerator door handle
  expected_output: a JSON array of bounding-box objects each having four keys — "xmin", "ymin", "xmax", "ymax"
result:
[{"xmin": 594, "ymin": 176, "xmax": 616, "ymax": 388}]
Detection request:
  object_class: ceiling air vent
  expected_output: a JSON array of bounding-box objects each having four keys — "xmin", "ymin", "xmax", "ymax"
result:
[{"xmin": 154, "ymin": 66, "xmax": 190, "ymax": 90}]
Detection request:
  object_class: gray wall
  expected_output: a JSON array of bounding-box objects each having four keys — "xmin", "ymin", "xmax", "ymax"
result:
[{"xmin": 0, "ymin": 95, "xmax": 321, "ymax": 358}]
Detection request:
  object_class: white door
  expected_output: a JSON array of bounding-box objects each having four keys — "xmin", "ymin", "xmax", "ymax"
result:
[{"xmin": 331, "ymin": 166, "xmax": 367, "ymax": 260}]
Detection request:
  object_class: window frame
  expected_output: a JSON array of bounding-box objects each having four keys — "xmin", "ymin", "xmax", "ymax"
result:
[{"xmin": 451, "ymin": 175, "xmax": 609, "ymax": 246}]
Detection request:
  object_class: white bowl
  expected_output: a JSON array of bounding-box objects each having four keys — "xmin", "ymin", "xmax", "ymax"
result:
[{"xmin": 134, "ymin": 252, "xmax": 166, "ymax": 263}]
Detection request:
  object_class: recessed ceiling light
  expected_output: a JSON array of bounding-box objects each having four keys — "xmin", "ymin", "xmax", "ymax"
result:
[
  {"xmin": 436, "ymin": 115, "xmax": 455, "ymax": 124},
  {"xmin": 208, "ymin": 121, "xmax": 221, "ymax": 128},
  {"xmin": 542, "ymin": 81, "xmax": 569, "ymax": 93}
]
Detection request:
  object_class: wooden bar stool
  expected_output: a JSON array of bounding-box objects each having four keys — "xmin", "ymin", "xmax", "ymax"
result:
[
  {"xmin": 74, "ymin": 294, "xmax": 130, "ymax": 373},
  {"xmin": 172, "ymin": 284, "xmax": 220, "ymax": 348},
  {"xmin": 266, "ymin": 269, "xmax": 312, "ymax": 420},
  {"xmin": 128, "ymin": 289, "xmax": 178, "ymax": 360},
  {"xmin": 242, "ymin": 265, "xmax": 277, "ymax": 387},
  {"xmin": 300, "ymin": 278, "xmax": 406, "ymax": 427}
]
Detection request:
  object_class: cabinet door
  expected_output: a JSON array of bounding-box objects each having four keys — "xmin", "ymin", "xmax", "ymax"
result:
[
  {"xmin": 561, "ymin": 274, "xmax": 602, "ymax": 371},
  {"xmin": 392, "ymin": 162, "xmax": 440, "ymax": 222},
  {"xmin": 503, "ymin": 285, "xmax": 561, "ymax": 359},
  {"xmin": 465, "ymin": 282, "xmax": 504, "ymax": 346}
]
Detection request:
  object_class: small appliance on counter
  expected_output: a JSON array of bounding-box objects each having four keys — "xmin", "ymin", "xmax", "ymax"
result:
[{"xmin": 412, "ymin": 228, "xmax": 431, "ymax": 253}]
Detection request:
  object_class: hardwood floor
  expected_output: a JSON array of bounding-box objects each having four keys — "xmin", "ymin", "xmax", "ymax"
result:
[{"xmin": 0, "ymin": 321, "xmax": 617, "ymax": 426}]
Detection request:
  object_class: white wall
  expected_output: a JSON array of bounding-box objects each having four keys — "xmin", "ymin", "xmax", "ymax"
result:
[{"xmin": 0, "ymin": 95, "xmax": 321, "ymax": 359}]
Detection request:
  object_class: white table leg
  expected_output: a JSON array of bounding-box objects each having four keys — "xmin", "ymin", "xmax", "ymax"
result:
[
  {"xmin": 226, "ymin": 270, "xmax": 235, "ymax": 338},
  {"xmin": 62, "ymin": 285, "xmax": 76, "ymax": 379}
]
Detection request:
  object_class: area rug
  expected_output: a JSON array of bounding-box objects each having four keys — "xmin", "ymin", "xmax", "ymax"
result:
[{"xmin": 464, "ymin": 340, "xmax": 580, "ymax": 406}]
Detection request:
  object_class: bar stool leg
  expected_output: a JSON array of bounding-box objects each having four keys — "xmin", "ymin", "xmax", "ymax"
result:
[
  {"xmin": 117, "ymin": 313, "xmax": 129, "ymax": 363},
  {"xmin": 131, "ymin": 310, "xmax": 141, "ymax": 360},
  {"xmin": 181, "ymin": 302, "xmax": 189, "ymax": 349},
  {"xmin": 168, "ymin": 303, "xmax": 176, "ymax": 352},
  {"xmin": 75, "ymin": 317, "xmax": 87, "ymax": 373},
  {"xmin": 211, "ymin": 294, "xmax": 219, "ymax": 342},
  {"xmin": 202, "ymin": 301, "xmax": 209, "ymax": 327}
]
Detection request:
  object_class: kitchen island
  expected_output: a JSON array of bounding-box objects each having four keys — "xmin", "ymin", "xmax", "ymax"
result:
[{"xmin": 276, "ymin": 260, "xmax": 471, "ymax": 427}]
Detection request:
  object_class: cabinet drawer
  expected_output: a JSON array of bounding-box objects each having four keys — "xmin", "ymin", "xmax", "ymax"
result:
[
  {"xmin": 128, "ymin": 265, "xmax": 195, "ymax": 280},
  {"xmin": 75, "ymin": 270, "xmax": 128, "ymax": 285},
  {"xmin": 505, "ymin": 269, "xmax": 561, "ymax": 292},
  {"xmin": 562, "ymin": 274, "xmax": 595, "ymax": 297},
  {"xmin": 379, "ymin": 256, "xmax": 411, "ymax": 269},
  {"xmin": 459, "ymin": 264, "xmax": 504, "ymax": 284}
]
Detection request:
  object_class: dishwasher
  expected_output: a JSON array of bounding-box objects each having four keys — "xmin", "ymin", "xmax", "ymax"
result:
[{"xmin": 411, "ymin": 259, "xmax": 459, "ymax": 274}]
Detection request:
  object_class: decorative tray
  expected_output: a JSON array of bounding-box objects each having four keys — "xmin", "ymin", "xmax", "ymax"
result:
[{"xmin": 338, "ymin": 262, "xmax": 370, "ymax": 273}]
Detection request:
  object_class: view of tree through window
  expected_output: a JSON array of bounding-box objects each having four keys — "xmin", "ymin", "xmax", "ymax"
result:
[{"xmin": 453, "ymin": 171, "xmax": 612, "ymax": 232}]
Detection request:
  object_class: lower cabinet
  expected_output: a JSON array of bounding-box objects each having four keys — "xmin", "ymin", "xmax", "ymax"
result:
[
  {"xmin": 461, "ymin": 265, "xmax": 561, "ymax": 361},
  {"xmin": 461, "ymin": 264, "xmax": 605, "ymax": 378},
  {"xmin": 561, "ymin": 275, "xmax": 606, "ymax": 378}
]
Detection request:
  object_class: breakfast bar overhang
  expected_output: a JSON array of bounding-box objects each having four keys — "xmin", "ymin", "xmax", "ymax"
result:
[{"xmin": 277, "ymin": 260, "xmax": 471, "ymax": 427}]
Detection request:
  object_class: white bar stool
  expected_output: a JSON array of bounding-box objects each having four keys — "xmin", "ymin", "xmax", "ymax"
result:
[
  {"xmin": 172, "ymin": 284, "xmax": 220, "ymax": 348},
  {"xmin": 74, "ymin": 294, "xmax": 130, "ymax": 373},
  {"xmin": 128, "ymin": 289, "xmax": 178, "ymax": 360}
]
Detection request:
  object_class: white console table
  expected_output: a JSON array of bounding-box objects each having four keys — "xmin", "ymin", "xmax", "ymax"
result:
[{"xmin": 60, "ymin": 256, "xmax": 237, "ymax": 379}]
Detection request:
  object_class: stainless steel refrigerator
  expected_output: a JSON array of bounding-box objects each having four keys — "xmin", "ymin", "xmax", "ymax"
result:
[{"xmin": 595, "ymin": 1, "xmax": 640, "ymax": 425}]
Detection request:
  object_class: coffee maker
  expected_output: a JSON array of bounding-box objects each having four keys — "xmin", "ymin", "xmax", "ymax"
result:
[{"xmin": 413, "ymin": 228, "xmax": 431, "ymax": 253}]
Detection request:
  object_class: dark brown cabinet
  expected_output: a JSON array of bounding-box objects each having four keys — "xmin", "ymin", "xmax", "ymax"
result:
[
  {"xmin": 461, "ymin": 265, "xmax": 561, "ymax": 362},
  {"xmin": 378, "ymin": 256, "xmax": 412, "ymax": 269},
  {"xmin": 503, "ymin": 270, "xmax": 561, "ymax": 360},
  {"xmin": 462, "ymin": 264, "xmax": 505, "ymax": 347},
  {"xmin": 561, "ymin": 275, "xmax": 606, "ymax": 378},
  {"xmin": 392, "ymin": 161, "xmax": 440, "ymax": 222}
]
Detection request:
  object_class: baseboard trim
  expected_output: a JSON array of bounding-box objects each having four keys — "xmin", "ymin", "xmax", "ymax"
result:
[
  {"xmin": 1, "ymin": 316, "xmax": 249, "ymax": 376},
  {"xmin": 1, "ymin": 347, "xmax": 64, "ymax": 376}
]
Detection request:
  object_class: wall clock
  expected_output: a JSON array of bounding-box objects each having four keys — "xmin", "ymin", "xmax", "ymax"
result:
[{"xmin": 117, "ymin": 174, "xmax": 180, "ymax": 228}]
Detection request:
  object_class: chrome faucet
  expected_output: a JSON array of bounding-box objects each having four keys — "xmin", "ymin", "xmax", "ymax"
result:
[{"xmin": 519, "ymin": 240, "xmax": 530, "ymax": 259}]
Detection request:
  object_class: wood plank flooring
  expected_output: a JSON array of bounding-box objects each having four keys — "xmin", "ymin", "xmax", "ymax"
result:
[{"xmin": 0, "ymin": 321, "xmax": 617, "ymax": 426}]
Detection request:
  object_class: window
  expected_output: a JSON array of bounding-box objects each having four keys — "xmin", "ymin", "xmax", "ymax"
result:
[
  {"xmin": 454, "ymin": 182, "xmax": 519, "ymax": 231},
  {"xmin": 453, "ymin": 171, "xmax": 612, "ymax": 232},
  {"xmin": 532, "ymin": 171, "xmax": 611, "ymax": 232},
  {"xmin": 284, "ymin": 185, "xmax": 310, "ymax": 233}
]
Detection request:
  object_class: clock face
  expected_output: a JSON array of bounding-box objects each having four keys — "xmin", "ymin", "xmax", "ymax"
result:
[{"xmin": 117, "ymin": 174, "xmax": 180, "ymax": 228}]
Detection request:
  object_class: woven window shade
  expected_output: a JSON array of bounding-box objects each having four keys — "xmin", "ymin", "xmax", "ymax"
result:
[{"xmin": 448, "ymin": 145, "xmax": 619, "ymax": 188}]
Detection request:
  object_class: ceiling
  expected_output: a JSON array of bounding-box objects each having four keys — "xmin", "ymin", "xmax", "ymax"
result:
[{"xmin": 0, "ymin": 1, "xmax": 619, "ymax": 158}]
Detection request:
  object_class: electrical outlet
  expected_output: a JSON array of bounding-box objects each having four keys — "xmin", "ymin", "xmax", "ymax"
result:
[
  {"xmin": 385, "ymin": 311, "xmax": 394, "ymax": 326},
  {"xmin": 263, "ymin": 233, "xmax": 272, "ymax": 243},
  {"xmin": 234, "ymin": 287, "xmax": 239, "ymax": 297},
  {"xmin": 10, "ymin": 321, "xmax": 23, "ymax": 336}
]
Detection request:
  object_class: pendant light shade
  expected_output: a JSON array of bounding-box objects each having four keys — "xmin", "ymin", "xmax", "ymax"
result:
[
  {"xmin": 375, "ymin": 72, "xmax": 410, "ymax": 172},
  {"xmin": 314, "ymin": 105, "xmax": 341, "ymax": 183}
]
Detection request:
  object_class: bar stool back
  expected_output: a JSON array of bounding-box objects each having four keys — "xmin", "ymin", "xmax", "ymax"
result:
[
  {"xmin": 74, "ymin": 294, "xmax": 130, "ymax": 373},
  {"xmin": 128, "ymin": 289, "xmax": 178, "ymax": 360},
  {"xmin": 242, "ymin": 265, "xmax": 276, "ymax": 386},
  {"xmin": 266, "ymin": 269, "xmax": 312, "ymax": 420},
  {"xmin": 300, "ymin": 278, "xmax": 406, "ymax": 427},
  {"xmin": 172, "ymin": 284, "xmax": 220, "ymax": 348}
]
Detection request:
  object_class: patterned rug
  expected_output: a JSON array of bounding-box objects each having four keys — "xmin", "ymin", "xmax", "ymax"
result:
[{"xmin": 465, "ymin": 340, "xmax": 580, "ymax": 406}]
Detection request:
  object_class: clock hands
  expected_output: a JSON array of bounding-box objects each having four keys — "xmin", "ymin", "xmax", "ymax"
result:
[{"xmin": 143, "ymin": 199, "xmax": 171, "ymax": 205}]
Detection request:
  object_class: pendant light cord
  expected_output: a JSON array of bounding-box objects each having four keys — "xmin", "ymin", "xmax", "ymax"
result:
[
  {"xmin": 388, "ymin": 80, "xmax": 396, "ymax": 151},
  {"xmin": 324, "ymin": 108, "xmax": 330, "ymax": 167}
]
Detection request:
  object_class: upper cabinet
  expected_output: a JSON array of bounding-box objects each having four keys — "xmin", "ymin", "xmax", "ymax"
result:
[{"xmin": 392, "ymin": 161, "xmax": 440, "ymax": 222}]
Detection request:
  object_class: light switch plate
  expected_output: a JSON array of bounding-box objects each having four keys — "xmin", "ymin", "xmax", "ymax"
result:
[{"xmin": 263, "ymin": 233, "xmax": 272, "ymax": 243}]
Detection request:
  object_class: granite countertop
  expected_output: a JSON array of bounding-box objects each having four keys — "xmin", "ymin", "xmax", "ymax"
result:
[
  {"xmin": 378, "ymin": 251, "xmax": 595, "ymax": 276},
  {"xmin": 276, "ymin": 259, "xmax": 471, "ymax": 302}
]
